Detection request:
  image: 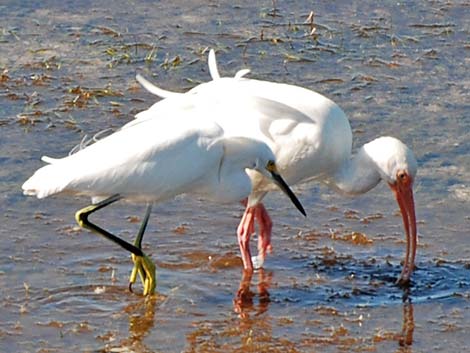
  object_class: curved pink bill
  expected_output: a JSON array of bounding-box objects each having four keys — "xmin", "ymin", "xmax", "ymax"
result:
[{"xmin": 389, "ymin": 178, "xmax": 417, "ymax": 284}]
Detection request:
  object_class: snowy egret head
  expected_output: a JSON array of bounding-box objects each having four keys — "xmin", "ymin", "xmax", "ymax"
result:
[
  {"xmin": 221, "ymin": 136, "xmax": 305, "ymax": 216},
  {"xmin": 258, "ymin": 159, "xmax": 307, "ymax": 216},
  {"xmin": 249, "ymin": 155, "xmax": 306, "ymax": 217}
]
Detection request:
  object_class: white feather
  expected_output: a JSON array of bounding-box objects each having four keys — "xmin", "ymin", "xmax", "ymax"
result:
[
  {"xmin": 136, "ymin": 74, "xmax": 181, "ymax": 98},
  {"xmin": 208, "ymin": 49, "xmax": 221, "ymax": 80}
]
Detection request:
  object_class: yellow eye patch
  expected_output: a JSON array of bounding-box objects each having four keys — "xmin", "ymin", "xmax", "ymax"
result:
[{"xmin": 266, "ymin": 160, "xmax": 277, "ymax": 172}]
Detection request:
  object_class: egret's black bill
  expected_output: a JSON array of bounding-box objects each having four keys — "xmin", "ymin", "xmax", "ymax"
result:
[{"xmin": 270, "ymin": 172, "xmax": 306, "ymax": 217}]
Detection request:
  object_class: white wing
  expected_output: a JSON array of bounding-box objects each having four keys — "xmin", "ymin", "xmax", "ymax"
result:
[
  {"xmin": 133, "ymin": 76, "xmax": 351, "ymax": 184},
  {"xmin": 22, "ymin": 114, "xmax": 225, "ymax": 202},
  {"xmin": 133, "ymin": 48, "xmax": 352, "ymax": 188}
]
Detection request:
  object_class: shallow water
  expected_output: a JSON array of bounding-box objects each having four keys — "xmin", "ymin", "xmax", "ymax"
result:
[{"xmin": 1, "ymin": 0, "xmax": 469, "ymax": 352}]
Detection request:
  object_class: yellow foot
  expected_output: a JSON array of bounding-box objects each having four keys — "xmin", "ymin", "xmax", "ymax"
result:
[{"xmin": 129, "ymin": 253, "xmax": 156, "ymax": 296}]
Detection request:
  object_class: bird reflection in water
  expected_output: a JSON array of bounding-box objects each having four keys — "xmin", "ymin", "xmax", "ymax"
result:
[
  {"xmin": 398, "ymin": 294, "xmax": 414, "ymax": 349},
  {"xmin": 233, "ymin": 269, "xmax": 272, "ymax": 319},
  {"xmin": 112, "ymin": 296, "xmax": 158, "ymax": 351}
]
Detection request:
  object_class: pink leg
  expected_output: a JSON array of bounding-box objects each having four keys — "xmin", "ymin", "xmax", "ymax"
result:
[
  {"xmin": 237, "ymin": 206, "xmax": 255, "ymax": 271},
  {"xmin": 237, "ymin": 201, "xmax": 273, "ymax": 271},
  {"xmin": 254, "ymin": 204, "xmax": 273, "ymax": 261}
]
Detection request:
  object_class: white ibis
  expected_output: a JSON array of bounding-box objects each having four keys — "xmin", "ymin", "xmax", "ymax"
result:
[
  {"xmin": 22, "ymin": 102, "xmax": 306, "ymax": 295},
  {"xmin": 135, "ymin": 49, "xmax": 418, "ymax": 284}
]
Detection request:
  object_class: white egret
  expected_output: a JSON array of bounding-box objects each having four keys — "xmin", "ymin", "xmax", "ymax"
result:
[
  {"xmin": 135, "ymin": 49, "xmax": 418, "ymax": 285},
  {"xmin": 22, "ymin": 104, "xmax": 306, "ymax": 295}
]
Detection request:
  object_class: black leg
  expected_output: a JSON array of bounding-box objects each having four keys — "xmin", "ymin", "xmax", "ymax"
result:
[
  {"xmin": 75, "ymin": 194, "xmax": 144, "ymax": 257},
  {"xmin": 75, "ymin": 195, "xmax": 156, "ymax": 295},
  {"xmin": 129, "ymin": 204, "xmax": 153, "ymax": 291},
  {"xmin": 135, "ymin": 204, "xmax": 152, "ymax": 249}
]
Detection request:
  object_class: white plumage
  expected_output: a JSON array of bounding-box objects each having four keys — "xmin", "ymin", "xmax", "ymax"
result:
[
  {"xmin": 22, "ymin": 100, "xmax": 302, "ymax": 206},
  {"xmin": 23, "ymin": 117, "xmax": 222, "ymax": 202},
  {"xmin": 22, "ymin": 86, "xmax": 306, "ymax": 295},
  {"xmin": 135, "ymin": 49, "xmax": 418, "ymax": 284}
]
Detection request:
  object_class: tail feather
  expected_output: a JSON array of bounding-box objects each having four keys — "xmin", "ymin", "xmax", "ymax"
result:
[
  {"xmin": 208, "ymin": 49, "xmax": 221, "ymax": 80},
  {"xmin": 22, "ymin": 160, "xmax": 71, "ymax": 199},
  {"xmin": 234, "ymin": 69, "xmax": 251, "ymax": 79},
  {"xmin": 135, "ymin": 74, "xmax": 181, "ymax": 98},
  {"xmin": 41, "ymin": 155, "xmax": 61, "ymax": 164}
]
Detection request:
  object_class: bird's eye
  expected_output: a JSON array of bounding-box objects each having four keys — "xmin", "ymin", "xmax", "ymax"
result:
[
  {"xmin": 397, "ymin": 171, "xmax": 407, "ymax": 182},
  {"xmin": 266, "ymin": 160, "xmax": 276, "ymax": 172}
]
